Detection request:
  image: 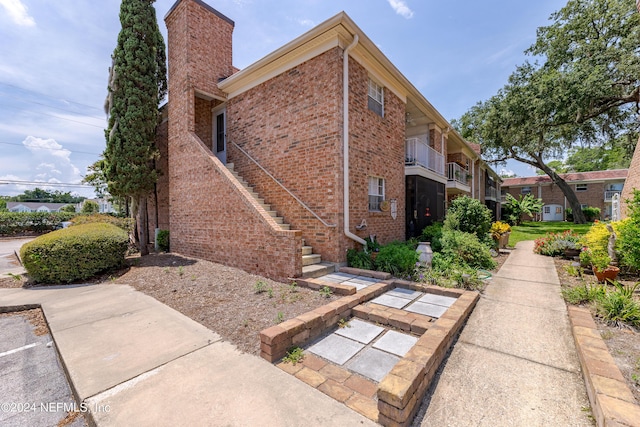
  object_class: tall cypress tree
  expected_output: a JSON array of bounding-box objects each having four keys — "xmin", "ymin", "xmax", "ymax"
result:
[{"xmin": 104, "ymin": 0, "xmax": 167, "ymax": 255}]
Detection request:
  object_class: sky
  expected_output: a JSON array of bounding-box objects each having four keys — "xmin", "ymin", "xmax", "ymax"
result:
[{"xmin": 0, "ymin": 0, "xmax": 569, "ymax": 198}]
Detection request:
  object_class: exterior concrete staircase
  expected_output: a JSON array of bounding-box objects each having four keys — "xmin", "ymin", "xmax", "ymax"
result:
[{"xmin": 226, "ymin": 163, "xmax": 333, "ymax": 278}]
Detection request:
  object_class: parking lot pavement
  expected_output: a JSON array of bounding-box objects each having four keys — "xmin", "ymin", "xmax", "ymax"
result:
[
  {"xmin": 0, "ymin": 238, "xmax": 34, "ymax": 279},
  {"xmin": 0, "ymin": 310, "xmax": 86, "ymax": 427}
]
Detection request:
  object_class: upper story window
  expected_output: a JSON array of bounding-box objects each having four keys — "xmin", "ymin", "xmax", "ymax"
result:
[
  {"xmin": 521, "ymin": 186, "xmax": 532, "ymax": 194},
  {"xmin": 368, "ymin": 176, "xmax": 385, "ymax": 211},
  {"xmin": 368, "ymin": 78, "xmax": 384, "ymax": 117},
  {"xmin": 576, "ymin": 183, "xmax": 588, "ymax": 192}
]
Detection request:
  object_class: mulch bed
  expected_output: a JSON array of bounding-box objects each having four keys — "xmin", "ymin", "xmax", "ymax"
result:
[{"xmin": 554, "ymin": 257, "xmax": 640, "ymax": 403}]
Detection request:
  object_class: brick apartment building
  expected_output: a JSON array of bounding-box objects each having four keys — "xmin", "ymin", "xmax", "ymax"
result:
[
  {"xmin": 501, "ymin": 169, "xmax": 627, "ymax": 221},
  {"xmin": 154, "ymin": 0, "xmax": 500, "ymax": 280},
  {"xmin": 621, "ymin": 141, "xmax": 640, "ymax": 217}
]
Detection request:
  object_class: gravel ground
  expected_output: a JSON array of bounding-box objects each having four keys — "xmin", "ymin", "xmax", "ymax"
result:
[
  {"xmin": 106, "ymin": 253, "xmax": 339, "ymax": 355},
  {"xmin": 555, "ymin": 257, "xmax": 640, "ymax": 402}
]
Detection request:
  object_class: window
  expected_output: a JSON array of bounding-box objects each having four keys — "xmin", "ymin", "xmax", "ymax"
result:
[
  {"xmin": 544, "ymin": 206, "xmax": 551, "ymax": 214},
  {"xmin": 580, "ymin": 204, "xmax": 588, "ymax": 210},
  {"xmin": 368, "ymin": 78, "xmax": 384, "ymax": 117},
  {"xmin": 521, "ymin": 186, "xmax": 532, "ymax": 194},
  {"xmin": 576, "ymin": 183, "xmax": 588, "ymax": 192},
  {"xmin": 368, "ymin": 176, "xmax": 385, "ymax": 211}
]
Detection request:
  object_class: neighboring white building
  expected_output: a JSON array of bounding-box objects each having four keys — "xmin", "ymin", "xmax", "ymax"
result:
[
  {"xmin": 7, "ymin": 202, "xmax": 72, "ymax": 212},
  {"xmin": 76, "ymin": 198, "xmax": 116, "ymax": 214}
]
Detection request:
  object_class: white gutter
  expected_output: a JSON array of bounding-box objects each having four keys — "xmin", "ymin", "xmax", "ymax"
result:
[{"xmin": 343, "ymin": 34, "xmax": 365, "ymax": 245}]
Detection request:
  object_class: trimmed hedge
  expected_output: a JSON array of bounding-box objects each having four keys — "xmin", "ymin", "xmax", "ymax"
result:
[
  {"xmin": 70, "ymin": 213, "xmax": 134, "ymax": 232},
  {"xmin": 0, "ymin": 212, "xmax": 76, "ymax": 236},
  {"xmin": 20, "ymin": 223, "xmax": 129, "ymax": 284}
]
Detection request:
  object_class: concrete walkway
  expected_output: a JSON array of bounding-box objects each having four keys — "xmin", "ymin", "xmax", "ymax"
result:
[
  {"xmin": 0, "ymin": 284, "xmax": 376, "ymax": 426},
  {"xmin": 415, "ymin": 240, "xmax": 592, "ymax": 426}
]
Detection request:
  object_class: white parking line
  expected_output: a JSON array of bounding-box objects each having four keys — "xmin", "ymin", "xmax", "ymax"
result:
[{"xmin": 0, "ymin": 342, "xmax": 40, "ymax": 358}]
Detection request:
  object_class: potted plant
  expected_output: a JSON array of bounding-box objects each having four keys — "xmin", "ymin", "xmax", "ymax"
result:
[
  {"xmin": 581, "ymin": 248, "xmax": 619, "ymax": 282},
  {"xmin": 555, "ymin": 239, "xmax": 581, "ymax": 259},
  {"xmin": 490, "ymin": 221, "xmax": 511, "ymax": 249}
]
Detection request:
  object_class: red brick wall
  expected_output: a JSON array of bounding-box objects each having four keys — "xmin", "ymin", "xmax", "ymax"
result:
[
  {"xmin": 621, "ymin": 137, "xmax": 640, "ymax": 217},
  {"xmin": 503, "ymin": 182, "xmax": 610, "ymax": 220},
  {"xmin": 347, "ymin": 58, "xmax": 405, "ymax": 250},
  {"xmin": 227, "ymin": 49, "xmax": 405, "ymax": 263},
  {"xmin": 227, "ymin": 49, "xmax": 344, "ymax": 262},
  {"xmin": 165, "ymin": 0, "xmax": 302, "ymax": 280}
]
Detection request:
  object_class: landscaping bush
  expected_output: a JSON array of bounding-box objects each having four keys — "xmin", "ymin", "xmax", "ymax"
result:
[
  {"xmin": 374, "ymin": 241, "xmax": 419, "ymax": 278},
  {"xmin": 0, "ymin": 212, "xmax": 76, "ymax": 236},
  {"xmin": 20, "ymin": 223, "xmax": 129, "ymax": 283},
  {"xmin": 443, "ymin": 196, "xmax": 493, "ymax": 241},
  {"xmin": 70, "ymin": 213, "xmax": 134, "ymax": 233},
  {"xmin": 583, "ymin": 220, "xmax": 624, "ymax": 255},
  {"xmin": 419, "ymin": 222, "xmax": 443, "ymax": 252},
  {"xmin": 156, "ymin": 229, "xmax": 170, "ymax": 252},
  {"xmin": 346, "ymin": 248, "xmax": 373, "ymax": 270},
  {"xmin": 533, "ymin": 230, "xmax": 582, "ymax": 256},
  {"xmin": 582, "ymin": 206, "xmax": 601, "ymax": 222},
  {"xmin": 596, "ymin": 282, "xmax": 640, "ymax": 327},
  {"xmin": 439, "ymin": 229, "xmax": 496, "ymax": 270},
  {"xmin": 615, "ymin": 190, "xmax": 640, "ymax": 271}
]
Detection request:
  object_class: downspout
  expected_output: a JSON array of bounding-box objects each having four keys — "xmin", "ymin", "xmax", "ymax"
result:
[{"xmin": 343, "ymin": 34, "xmax": 365, "ymax": 245}]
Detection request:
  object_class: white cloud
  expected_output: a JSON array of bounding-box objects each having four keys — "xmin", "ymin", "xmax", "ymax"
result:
[
  {"xmin": 22, "ymin": 135, "xmax": 82, "ymax": 180},
  {"xmin": 500, "ymin": 168, "xmax": 516, "ymax": 177},
  {"xmin": 0, "ymin": 0, "xmax": 35, "ymax": 27},
  {"xmin": 387, "ymin": 0, "xmax": 414, "ymax": 19}
]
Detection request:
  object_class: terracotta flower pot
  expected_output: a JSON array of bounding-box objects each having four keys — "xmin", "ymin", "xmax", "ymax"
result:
[{"xmin": 593, "ymin": 266, "xmax": 620, "ymax": 283}]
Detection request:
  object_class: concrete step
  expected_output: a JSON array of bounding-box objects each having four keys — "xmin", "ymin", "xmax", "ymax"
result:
[
  {"xmin": 266, "ymin": 210, "xmax": 278, "ymax": 217},
  {"xmin": 280, "ymin": 224, "xmax": 291, "ymax": 230},
  {"xmin": 302, "ymin": 254, "xmax": 322, "ymax": 266},
  {"xmin": 226, "ymin": 163, "xmax": 234, "ymax": 170},
  {"xmin": 302, "ymin": 246, "xmax": 313, "ymax": 256},
  {"xmin": 302, "ymin": 262, "xmax": 336, "ymax": 279},
  {"xmin": 273, "ymin": 217, "xmax": 284, "ymax": 224}
]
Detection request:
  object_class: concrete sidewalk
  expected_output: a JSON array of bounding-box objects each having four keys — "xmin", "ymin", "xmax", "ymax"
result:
[
  {"xmin": 0, "ymin": 284, "xmax": 376, "ymax": 426},
  {"xmin": 414, "ymin": 240, "xmax": 592, "ymax": 426}
]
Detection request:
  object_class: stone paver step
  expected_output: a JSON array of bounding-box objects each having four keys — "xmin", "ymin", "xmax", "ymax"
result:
[
  {"xmin": 302, "ymin": 262, "xmax": 336, "ymax": 279},
  {"xmin": 302, "ymin": 246, "xmax": 313, "ymax": 256},
  {"xmin": 302, "ymin": 254, "xmax": 322, "ymax": 266}
]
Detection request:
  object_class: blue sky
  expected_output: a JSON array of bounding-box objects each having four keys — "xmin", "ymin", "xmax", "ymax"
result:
[{"xmin": 0, "ymin": 0, "xmax": 567, "ymax": 198}]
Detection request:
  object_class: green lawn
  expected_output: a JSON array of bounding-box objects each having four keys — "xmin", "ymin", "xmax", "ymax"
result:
[{"xmin": 508, "ymin": 221, "xmax": 592, "ymax": 246}]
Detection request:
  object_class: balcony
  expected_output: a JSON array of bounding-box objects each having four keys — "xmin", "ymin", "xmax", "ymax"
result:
[
  {"xmin": 446, "ymin": 162, "xmax": 471, "ymax": 193},
  {"xmin": 405, "ymin": 137, "xmax": 445, "ymax": 177},
  {"xmin": 604, "ymin": 190, "xmax": 622, "ymax": 202},
  {"xmin": 485, "ymin": 186, "xmax": 498, "ymax": 201}
]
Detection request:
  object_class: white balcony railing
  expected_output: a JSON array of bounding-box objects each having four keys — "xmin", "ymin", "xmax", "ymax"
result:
[
  {"xmin": 447, "ymin": 162, "xmax": 471, "ymax": 185},
  {"xmin": 604, "ymin": 190, "xmax": 622, "ymax": 202},
  {"xmin": 405, "ymin": 137, "xmax": 445, "ymax": 176}
]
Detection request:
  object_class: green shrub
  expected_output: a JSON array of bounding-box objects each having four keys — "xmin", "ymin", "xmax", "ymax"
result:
[
  {"xmin": 0, "ymin": 212, "xmax": 76, "ymax": 236},
  {"xmin": 346, "ymin": 248, "xmax": 373, "ymax": 270},
  {"xmin": 20, "ymin": 223, "xmax": 129, "ymax": 284},
  {"xmin": 616, "ymin": 190, "xmax": 640, "ymax": 270},
  {"xmin": 439, "ymin": 230, "xmax": 496, "ymax": 270},
  {"xmin": 374, "ymin": 241, "xmax": 419, "ymax": 278},
  {"xmin": 582, "ymin": 206, "xmax": 601, "ymax": 222},
  {"xmin": 596, "ymin": 284, "xmax": 640, "ymax": 327},
  {"xmin": 156, "ymin": 229, "xmax": 170, "ymax": 252},
  {"xmin": 562, "ymin": 284, "xmax": 606, "ymax": 305},
  {"xmin": 70, "ymin": 213, "xmax": 134, "ymax": 233},
  {"xmin": 443, "ymin": 196, "xmax": 493, "ymax": 241},
  {"xmin": 419, "ymin": 222, "xmax": 443, "ymax": 252}
]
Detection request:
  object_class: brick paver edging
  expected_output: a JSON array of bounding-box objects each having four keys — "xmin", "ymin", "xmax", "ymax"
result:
[
  {"xmin": 376, "ymin": 288, "xmax": 479, "ymax": 427},
  {"xmin": 260, "ymin": 281, "xmax": 394, "ymax": 362},
  {"xmin": 291, "ymin": 267, "xmax": 393, "ymax": 296},
  {"xmin": 567, "ymin": 306, "xmax": 640, "ymax": 427},
  {"xmin": 260, "ymin": 279, "xmax": 480, "ymax": 426}
]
